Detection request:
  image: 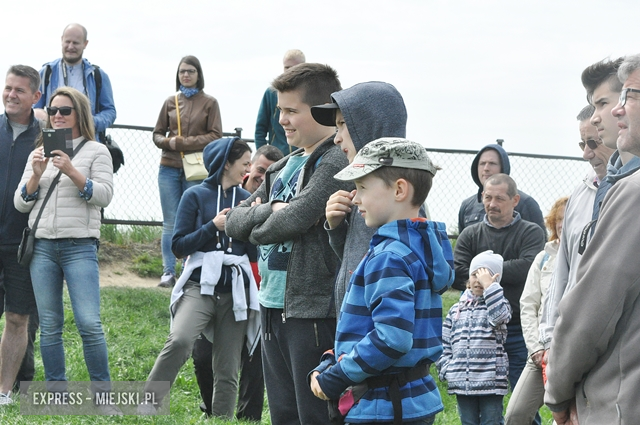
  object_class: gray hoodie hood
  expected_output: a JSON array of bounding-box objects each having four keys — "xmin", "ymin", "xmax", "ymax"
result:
[{"xmin": 331, "ymin": 81, "xmax": 407, "ymax": 152}]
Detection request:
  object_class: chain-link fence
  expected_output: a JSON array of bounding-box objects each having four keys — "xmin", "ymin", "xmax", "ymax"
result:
[{"xmin": 104, "ymin": 125, "xmax": 590, "ymax": 236}]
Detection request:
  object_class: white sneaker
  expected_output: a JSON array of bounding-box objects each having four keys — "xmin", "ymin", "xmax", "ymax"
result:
[
  {"xmin": 157, "ymin": 272, "xmax": 175, "ymax": 288},
  {"xmin": 0, "ymin": 392, "xmax": 14, "ymax": 405},
  {"xmin": 137, "ymin": 402, "xmax": 157, "ymax": 415}
]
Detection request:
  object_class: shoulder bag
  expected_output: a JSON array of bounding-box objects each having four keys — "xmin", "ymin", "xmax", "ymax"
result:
[
  {"xmin": 175, "ymin": 93, "xmax": 208, "ymax": 181},
  {"xmin": 17, "ymin": 140, "xmax": 88, "ymax": 266}
]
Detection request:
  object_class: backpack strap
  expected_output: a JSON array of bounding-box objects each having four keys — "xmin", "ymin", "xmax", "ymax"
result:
[
  {"xmin": 93, "ymin": 64, "xmax": 102, "ymax": 115},
  {"xmin": 43, "ymin": 64, "xmax": 52, "ymax": 99}
]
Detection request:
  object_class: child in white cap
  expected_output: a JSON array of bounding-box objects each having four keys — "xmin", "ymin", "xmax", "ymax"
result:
[{"xmin": 436, "ymin": 250, "xmax": 512, "ymax": 425}]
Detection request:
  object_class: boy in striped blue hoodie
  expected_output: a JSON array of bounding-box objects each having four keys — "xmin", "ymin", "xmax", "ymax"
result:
[{"xmin": 309, "ymin": 138, "xmax": 454, "ymax": 424}]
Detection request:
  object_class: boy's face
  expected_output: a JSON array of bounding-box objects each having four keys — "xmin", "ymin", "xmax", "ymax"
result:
[
  {"xmin": 334, "ymin": 110, "xmax": 357, "ymax": 162},
  {"xmin": 353, "ymin": 173, "xmax": 396, "ymax": 228},
  {"xmin": 590, "ymin": 81, "xmax": 621, "ymax": 150},
  {"xmin": 277, "ymin": 89, "xmax": 333, "ymax": 153},
  {"xmin": 468, "ymin": 272, "xmax": 484, "ymax": 297}
]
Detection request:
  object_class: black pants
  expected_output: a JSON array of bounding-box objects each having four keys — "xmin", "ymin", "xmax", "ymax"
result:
[
  {"xmin": 261, "ymin": 306, "xmax": 336, "ymax": 425},
  {"xmin": 192, "ymin": 333, "xmax": 265, "ymax": 420},
  {"xmin": 0, "ymin": 273, "xmax": 39, "ymax": 391}
]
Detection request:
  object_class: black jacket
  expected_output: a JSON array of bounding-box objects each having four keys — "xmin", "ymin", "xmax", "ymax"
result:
[{"xmin": 0, "ymin": 112, "xmax": 40, "ymax": 245}]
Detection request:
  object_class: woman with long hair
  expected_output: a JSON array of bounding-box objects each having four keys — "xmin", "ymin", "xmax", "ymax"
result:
[
  {"xmin": 14, "ymin": 87, "xmax": 115, "ymax": 411},
  {"xmin": 153, "ymin": 55, "xmax": 223, "ymax": 288}
]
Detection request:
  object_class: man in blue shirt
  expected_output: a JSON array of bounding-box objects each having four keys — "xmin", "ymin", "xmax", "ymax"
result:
[{"xmin": 33, "ymin": 23, "xmax": 116, "ymax": 143}]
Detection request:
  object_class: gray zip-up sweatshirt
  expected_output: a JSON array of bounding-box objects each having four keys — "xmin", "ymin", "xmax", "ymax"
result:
[{"xmin": 226, "ymin": 136, "xmax": 352, "ymax": 319}]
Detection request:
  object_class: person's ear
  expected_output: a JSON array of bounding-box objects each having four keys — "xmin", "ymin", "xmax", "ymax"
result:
[{"xmin": 395, "ymin": 178, "xmax": 412, "ymax": 202}]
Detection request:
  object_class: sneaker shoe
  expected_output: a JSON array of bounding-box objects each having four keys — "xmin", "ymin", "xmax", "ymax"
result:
[
  {"xmin": 137, "ymin": 402, "xmax": 158, "ymax": 415},
  {"xmin": 96, "ymin": 403, "xmax": 123, "ymax": 415},
  {"xmin": 157, "ymin": 273, "xmax": 175, "ymax": 288},
  {"xmin": 0, "ymin": 391, "xmax": 14, "ymax": 405}
]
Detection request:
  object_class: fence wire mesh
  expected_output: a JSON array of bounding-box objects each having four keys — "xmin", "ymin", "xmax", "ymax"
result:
[{"xmin": 104, "ymin": 126, "xmax": 590, "ymax": 236}]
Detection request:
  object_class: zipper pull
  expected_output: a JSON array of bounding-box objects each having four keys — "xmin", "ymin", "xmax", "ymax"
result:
[{"xmin": 281, "ymin": 312, "xmax": 286, "ymax": 323}]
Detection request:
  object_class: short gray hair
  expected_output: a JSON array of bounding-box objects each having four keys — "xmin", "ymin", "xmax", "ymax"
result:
[
  {"xmin": 484, "ymin": 173, "xmax": 518, "ymax": 198},
  {"xmin": 6, "ymin": 65, "xmax": 40, "ymax": 94},
  {"xmin": 618, "ymin": 54, "xmax": 640, "ymax": 84},
  {"xmin": 576, "ymin": 105, "xmax": 595, "ymax": 122}
]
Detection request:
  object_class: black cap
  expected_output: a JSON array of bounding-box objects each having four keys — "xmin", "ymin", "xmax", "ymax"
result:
[{"xmin": 310, "ymin": 103, "xmax": 339, "ymax": 127}]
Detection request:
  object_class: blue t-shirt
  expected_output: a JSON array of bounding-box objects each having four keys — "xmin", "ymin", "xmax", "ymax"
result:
[{"xmin": 258, "ymin": 154, "xmax": 309, "ymax": 308}]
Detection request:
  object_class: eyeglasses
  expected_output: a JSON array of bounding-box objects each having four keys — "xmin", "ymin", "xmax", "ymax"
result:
[
  {"xmin": 578, "ymin": 139, "xmax": 602, "ymax": 151},
  {"xmin": 619, "ymin": 88, "xmax": 640, "ymax": 107},
  {"xmin": 46, "ymin": 106, "xmax": 75, "ymax": 116},
  {"xmin": 178, "ymin": 69, "xmax": 197, "ymax": 75}
]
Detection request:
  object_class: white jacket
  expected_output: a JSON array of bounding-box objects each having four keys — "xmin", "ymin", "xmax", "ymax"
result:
[
  {"xmin": 538, "ymin": 169, "xmax": 597, "ymax": 348},
  {"xmin": 14, "ymin": 137, "xmax": 113, "ymax": 239}
]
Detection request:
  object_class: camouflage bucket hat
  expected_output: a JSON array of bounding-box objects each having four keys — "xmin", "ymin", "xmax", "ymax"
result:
[{"xmin": 334, "ymin": 137, "xmax": 437, "ymax": 181}]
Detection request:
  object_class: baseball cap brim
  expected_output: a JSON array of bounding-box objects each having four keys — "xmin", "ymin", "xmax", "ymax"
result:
[{"xmin": 311, "ymin": 103, "xmax": 339, "ymax": 127}]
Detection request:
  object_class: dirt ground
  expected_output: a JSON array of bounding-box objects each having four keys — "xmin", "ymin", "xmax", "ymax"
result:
[{"xmin": 98, "ymin": 241, "xmax": 162, "ymax": 288}]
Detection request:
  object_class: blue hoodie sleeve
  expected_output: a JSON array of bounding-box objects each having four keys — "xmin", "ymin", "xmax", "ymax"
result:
[
  {"xmin": 171, "ymin": 189, "xmax": 218, "ymax": 258},
  {"xmin": 316, "ymin": 251, "xmax": 418, "ymax": 399}
]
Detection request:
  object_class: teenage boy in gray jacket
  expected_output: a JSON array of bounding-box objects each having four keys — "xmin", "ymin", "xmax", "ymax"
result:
[
  {"xmin": 310, "ymin": 81, "xmax": 407, "ymax": 315},
  {"xmin": 225, "ymin": 63, "xmax": 349, "ymax": 425}
]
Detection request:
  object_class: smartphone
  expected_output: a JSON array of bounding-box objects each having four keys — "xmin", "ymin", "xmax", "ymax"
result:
[{"xmin": 43, "ymin": 128, "xmax": 74, "ymax": 158}]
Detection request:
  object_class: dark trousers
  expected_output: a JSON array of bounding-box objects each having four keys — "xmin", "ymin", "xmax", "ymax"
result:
[
  {"xmin": 0, "ymin": 276, "xmax": 39, "ymax": 391},
  {"xmin": 192, "ymin": 333, "xmax": 265, "ymax": 420},
  {"xmin": 261, "ymin": 306, "xmax": 336, "ymax": 425}
]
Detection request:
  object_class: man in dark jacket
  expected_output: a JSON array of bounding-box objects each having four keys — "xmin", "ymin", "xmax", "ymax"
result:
[
  {"xmin": 454, "ymin": 174, "xmax": 545, "ymax": 409},
  {"xmin": 458, "ymin": 144, "xmax": 545, "ymax": 235},
  {"xmin": 0, "ymin": 65, "xmax": 42, "ymax": 405}
]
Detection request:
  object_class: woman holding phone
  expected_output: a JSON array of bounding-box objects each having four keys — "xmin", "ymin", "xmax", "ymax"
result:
[{"xmin": 14, "ymin": 87, "xmax": 115, "ymax": 411}]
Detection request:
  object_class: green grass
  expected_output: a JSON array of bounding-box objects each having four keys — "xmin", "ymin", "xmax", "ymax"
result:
[
  {"xmin": 100, "ymin": 225, "xmax": 162, "ymax": 245},
  {"xmin": 0, "ymin": 287, "xmax": 552, "ymax": 424}
]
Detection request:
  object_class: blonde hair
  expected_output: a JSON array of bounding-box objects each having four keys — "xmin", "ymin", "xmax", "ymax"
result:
[
  {"xmin": 545, "ymin": 196, "xmax": 569, "ymax": 241},
  {"xmin": 37, "ymin": 87, "xmax": 95, "ymax": 146}
]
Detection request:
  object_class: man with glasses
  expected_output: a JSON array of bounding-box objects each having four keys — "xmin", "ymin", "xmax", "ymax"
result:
[
  {"xmin": 545, "ymin": 53, "xmax": 640, "ymax": 425},
  {"xmin": 507, "ymin": 104, "xmax": 614, "ymax": 424},
  {"xmin": 539, "ymin": 59, "xmax": 640, "ymax": 364},
  {"xmin": 581, "ymin": 57, "xmax": 640, "ymax": 223},
  {"xmin": 33, "ymin": 23, "xmax": 116, "ymax": 143},
  {"xmin": 0, "ymin": 65, "xmax": 41, "ymax": 405}
]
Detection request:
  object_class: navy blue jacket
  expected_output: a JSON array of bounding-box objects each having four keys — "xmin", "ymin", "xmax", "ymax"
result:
[{"xmin": 0, "ymin": 112, "xmax": 40, "ymax": 245}]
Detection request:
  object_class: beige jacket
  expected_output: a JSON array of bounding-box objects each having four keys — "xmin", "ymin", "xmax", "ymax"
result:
[
  {"xmin": 152, "ymin": 91, "xmax": 223, "ymax": 169},
  {"xmin": 14, "ymin": 138, "xmax": 113, "ymax": 239},
  {"xmin": 545, "ymin": 170, "xmax": 640, "ymax": 424}
]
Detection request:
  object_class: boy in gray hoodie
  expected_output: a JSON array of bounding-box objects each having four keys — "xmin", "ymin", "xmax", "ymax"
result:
[{"xmin": 311, "ymin": 81, "xmax": 408, "ymax": 315}]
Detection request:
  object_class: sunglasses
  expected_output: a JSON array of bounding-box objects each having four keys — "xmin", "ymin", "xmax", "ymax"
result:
[
  {"xmin": 46, "ymin": 106, "xmax": 75, "ymax": 116},
  {"xmin": 578, "ymin": 139, "xmax": 601, "ymax": 151}
]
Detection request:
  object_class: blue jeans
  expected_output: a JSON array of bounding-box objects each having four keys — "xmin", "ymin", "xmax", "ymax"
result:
[
  {"xmin": 158, "ymin": 165, "xmax": 201, "ymax": 275},
  {"xmin": 30, "ymin": 238, "xmax": 111, "ymax": 387},
  {"xmin": 457, "ymin": 394, "xmax": 504, "ymax": 425}
]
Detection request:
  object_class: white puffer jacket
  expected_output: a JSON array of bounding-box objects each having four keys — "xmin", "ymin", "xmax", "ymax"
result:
[{"xmin": 14, "ymin": 138, "xmax": 113, "ymax": 239}]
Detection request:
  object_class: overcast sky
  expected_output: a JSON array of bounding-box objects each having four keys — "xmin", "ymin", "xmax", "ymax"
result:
[{"xmin": 3, "ymin": 0, "xmax": 639, "ymax": 157}]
